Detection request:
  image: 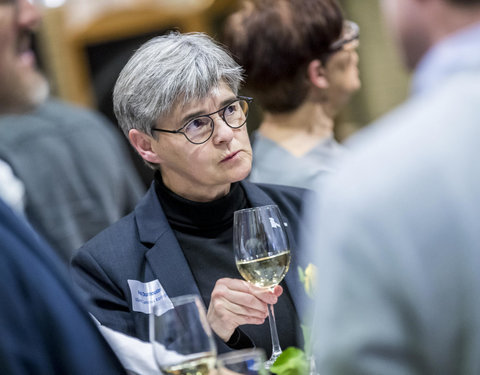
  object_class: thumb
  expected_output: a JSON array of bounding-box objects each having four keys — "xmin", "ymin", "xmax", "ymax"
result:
[{"xmin": 272, "ymin": 285, "xmax": 283, "ymax": 297}]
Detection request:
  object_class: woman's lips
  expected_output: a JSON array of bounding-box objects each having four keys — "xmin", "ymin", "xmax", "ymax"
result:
[{"xmin": 221, "ymin": 150, "xmax": 240, "ymax": 162}]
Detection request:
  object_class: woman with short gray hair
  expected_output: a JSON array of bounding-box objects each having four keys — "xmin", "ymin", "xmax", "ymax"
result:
[
  {"xmin": 113, "ymin": 32, "xmax": 243, "ymax": 138},
  {"xmin": 72, "ymin": 32, "xmax": 309, "ymax": 359}
]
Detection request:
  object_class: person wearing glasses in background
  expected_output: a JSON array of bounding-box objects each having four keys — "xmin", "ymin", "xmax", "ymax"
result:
[
  {"xmin": 0, "ymin": 0, "xmax": 129, "ymax": 373},
  {"xmin": 72, "ymin": 32, "xmax": 309, "ymax": 358},
  {"xmin": 223, "ymin": 0, "xmax": 360, "ymax": 190}
]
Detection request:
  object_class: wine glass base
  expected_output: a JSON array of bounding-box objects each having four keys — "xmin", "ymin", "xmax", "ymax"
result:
[{"xmin": 264, "ymin": 351, "xmax": 282, "ymax": 370}]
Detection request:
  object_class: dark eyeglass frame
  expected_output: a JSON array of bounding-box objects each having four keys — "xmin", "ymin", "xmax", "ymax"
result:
[
  {"xmin": 328, "ymin": 20, "xmax": 360, "ymax": 53},
  {"xmin": 152, "ymin": 96, "xmax": 253, "ymax": 145}
]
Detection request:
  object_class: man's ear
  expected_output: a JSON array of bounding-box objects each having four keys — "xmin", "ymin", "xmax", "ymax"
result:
[
  {"xmin": 307, "ymin": 59, "xmax": 329, "ymax": 89},
  {"xmin": 129, "ymin": 129, "xmax": 163, "ymax": 164}
]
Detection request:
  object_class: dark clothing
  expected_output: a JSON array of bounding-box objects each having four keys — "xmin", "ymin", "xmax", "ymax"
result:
[
  {"xmin": 155, "ymin": 177, "xmax": 301, "ymax": 356},
  {"xmin": 71, "ymin": 180, "xmax": 309, "ymax": 354},
  {"xmin": 0, "ymin": 199, "xmax": 127, "ymax": 375},
  {"xmin": 0, "ymin": 98, "xmax": 145, "ymax": 262}
]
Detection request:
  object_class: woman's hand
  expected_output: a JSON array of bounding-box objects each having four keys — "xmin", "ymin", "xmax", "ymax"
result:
[{"xmin": 207, "ymin": 278, "xmax": 283, "ymax": 342}]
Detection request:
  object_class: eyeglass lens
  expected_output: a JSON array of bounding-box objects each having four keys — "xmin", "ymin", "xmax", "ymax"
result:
[{"xmin": 184, "ymin": 99, "xmax": 249, "ymax": 144}]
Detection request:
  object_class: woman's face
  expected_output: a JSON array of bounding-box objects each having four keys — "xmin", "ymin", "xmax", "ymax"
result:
[
  {"xmin": 324, "ymin": 39, "xmax": 361, "ymax": 108},
  {"xmin": 147, "ymin": 82, "xmax": 253, "ymax": 202}
]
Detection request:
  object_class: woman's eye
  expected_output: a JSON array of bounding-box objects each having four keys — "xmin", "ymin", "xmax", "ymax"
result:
[
  {"xmin": 188, "ymin": 118, "xmax": 209, "ymax": 129},
  {"xmin": 186, "ymin": 118, "xmax": 211, "ymax": 137},
  {"xmin": 224, "ymin": 103, "xmax": 238, "ymax": 116}
]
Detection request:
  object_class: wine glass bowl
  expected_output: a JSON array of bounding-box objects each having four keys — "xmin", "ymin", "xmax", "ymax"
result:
[
  {"xmin": 149, "ymin": 294, "xmax": 217, "ymax": 375},
  {"xmin": 234, "ymin": 205, "xmax": 291, "ymax": 289},
  {"xmin": 233, "ymin": 205, "xmax": 291, "ymax": 368},
  {"xmin": 236, "ymin": 248, "xmax": 290, "ymax": 289}
]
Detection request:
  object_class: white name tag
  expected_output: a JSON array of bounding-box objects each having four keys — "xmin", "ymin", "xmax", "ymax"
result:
[{"xmin": 127, "ymin": 279, "xmax": 173, "ymax": 315}]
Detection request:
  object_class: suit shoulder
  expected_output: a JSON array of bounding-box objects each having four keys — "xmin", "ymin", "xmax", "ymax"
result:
[
  {"xmin": 255, "ymin": 182, "xmax": 309, "ymax": 203},
  {"xmin": 75, "ymin": 211, "xmax": 138, "ymax": 260},
  {"xmin": 252, "ymin": 182, "xmax": 311, "ymax": 218}
]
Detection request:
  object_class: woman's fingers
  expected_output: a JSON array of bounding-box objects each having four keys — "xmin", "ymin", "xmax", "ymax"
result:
[{"xmin": 206, "ymin": 278, "xmax": 281, "ymax": 342}]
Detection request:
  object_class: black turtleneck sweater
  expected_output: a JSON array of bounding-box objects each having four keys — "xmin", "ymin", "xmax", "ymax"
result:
[{"xmin": 155, "ymin": 174, "xmax": 301, "ymax": 356}]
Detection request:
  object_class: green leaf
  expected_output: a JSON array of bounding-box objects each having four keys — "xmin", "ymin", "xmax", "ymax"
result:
[{"xmin": 270, "ymin": 347, "xmax": 309, "ymax": 375}]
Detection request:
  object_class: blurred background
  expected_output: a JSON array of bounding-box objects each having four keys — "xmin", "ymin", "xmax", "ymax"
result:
[{"xmin": 34, "ymin": 0, "xmax": 410, "ymax": 179}]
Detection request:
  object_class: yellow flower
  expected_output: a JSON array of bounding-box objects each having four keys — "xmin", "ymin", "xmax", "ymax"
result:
[{"xmin": 303, "ymin": 263, "xmax": 317, "ymax": 299}]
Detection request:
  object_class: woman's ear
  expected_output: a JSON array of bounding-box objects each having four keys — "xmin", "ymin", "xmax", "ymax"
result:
[
  {"xmin": 307, "ymin": 59, "xmax": 329, "ymax": 89},
  {"xmin": 129, "ymin": 129, "xmax": 163, "ymax": 164}
]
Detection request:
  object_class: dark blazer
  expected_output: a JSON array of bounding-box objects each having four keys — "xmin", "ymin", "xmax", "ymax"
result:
[
  {"xmin": 0, "ymin": 199, "xmax": 127, "ymax": 375},
  {"xmin": 72, "ymin": 180, "xmax": 310, "ymax": 353}
]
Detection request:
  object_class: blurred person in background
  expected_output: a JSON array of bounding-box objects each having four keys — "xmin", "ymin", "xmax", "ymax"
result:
[
  {"xmin": 0, "ymin": 0, "xmax": 145, "ymax": 263},
  {"xmin": 304, "ymin": 0, "xmax": 480, "ymax": 373},
  {"xmin": 72, "ymin": 32, "xmax": 309, "ymax": 358},
  {"xmin": 0, "ymin": 0, "xmax": 131, "ymax": 373},
  {"xmin": 223, "ymin": 0, "xmax": 360, "ymax": 189}
]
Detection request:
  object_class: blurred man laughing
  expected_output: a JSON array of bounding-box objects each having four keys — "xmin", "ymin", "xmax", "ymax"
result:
[{"xmin": 0, "ymin": 0, "xmax": 48, "ymax": 114}]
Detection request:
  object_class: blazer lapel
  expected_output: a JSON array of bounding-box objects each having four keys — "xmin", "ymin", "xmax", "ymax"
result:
[
  {"xmin": 145, "ymin": 232, "xmax": 200, "ymax": 298},
  {"xmin": 134, "ymin": 185, "xmax": 200, "ymax": 299}
]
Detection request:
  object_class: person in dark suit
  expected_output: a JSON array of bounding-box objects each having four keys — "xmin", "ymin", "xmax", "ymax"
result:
[
  {"xmin": 0, "ymin": 1, "xmax": 127, "ymax": 373},
  {"xmin": 0, "ymin": 199, "xmax": 128, "ymax": 375},
  {"xmin": 71, "ymin": 32, "xmax": 310, "ymax": 358}
]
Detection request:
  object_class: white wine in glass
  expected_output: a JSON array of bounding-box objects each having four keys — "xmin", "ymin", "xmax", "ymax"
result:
[
  {"xmin": 150, "ymin": 294, "xmax": 217, "ymax": 375},
  {"xmin": 233, "ymin": 205, "xmax": 291, "ymax": 368},
  {"xmin": 236, "ymin": 250, "xmax": 290, "ymax": 288}
]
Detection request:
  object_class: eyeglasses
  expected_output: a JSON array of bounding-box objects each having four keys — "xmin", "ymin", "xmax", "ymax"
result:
[
  {"xmin": 152, "ymin": 96, "xmax": 252, "ymax": 145},
  {"xmin": 328, "ymin": 20, "xmax": 360, "ymax": 53}
]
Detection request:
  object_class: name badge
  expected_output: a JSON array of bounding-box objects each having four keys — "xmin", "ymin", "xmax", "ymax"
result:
[{"xmin": 127, "ymin": 279, "xmax": 173, "ymax": 315}]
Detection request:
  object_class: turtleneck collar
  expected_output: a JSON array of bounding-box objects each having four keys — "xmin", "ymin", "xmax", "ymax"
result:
[{"xmin": 154, "ymin": 172, "xmax": 248, "ymax": 236}]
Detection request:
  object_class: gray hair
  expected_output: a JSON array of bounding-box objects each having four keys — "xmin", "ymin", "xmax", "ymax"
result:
[{"xmin": 113, "ymin": 32, "xmax": 244, "ymax": 138}]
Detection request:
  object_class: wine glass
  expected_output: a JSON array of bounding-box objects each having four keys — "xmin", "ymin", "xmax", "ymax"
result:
[
  {"xmin": 217, "ymin": 349, "xmax": 269, "ymax": 375},
  {"xmin": 233, "ymin": 205, "xmax": 291, "ymax": 368},
  {"xmin": 149, "ymin": 294, "xmax": 217, "ymax": 375}
]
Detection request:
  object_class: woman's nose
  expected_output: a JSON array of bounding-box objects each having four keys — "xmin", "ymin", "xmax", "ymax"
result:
[{"xmin": 211, "ymin": 114, "xmax": 235, "ymax": 144}]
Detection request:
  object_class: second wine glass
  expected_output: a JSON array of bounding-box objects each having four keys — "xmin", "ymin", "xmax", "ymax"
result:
[
  {"xmin": 233, "ymin": 205, "xmax": 291, "ymax": 368},
  {"xmin": 149, "ymin": 294, "xmax": 217, "ymax": 375}
]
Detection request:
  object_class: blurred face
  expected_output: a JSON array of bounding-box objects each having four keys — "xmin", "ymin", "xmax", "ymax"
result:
[
  {"xmin": 380, "ymin": 0, "xmax": 430, "ymax": 70},
  {"xmin": 150, "ymin": 82, "xmax": 253, "ymax": 202},
  {"xmin": 0, "ymin": 0, "xmax": 48, "ymax": 114},
  {"xmin": 324, "ymin": 39, "xmax": 361, "ymax": 108}
]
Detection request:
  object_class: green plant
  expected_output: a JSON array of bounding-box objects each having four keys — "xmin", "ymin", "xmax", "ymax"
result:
[{"xmin": 270, "ymin": 264, "xmax": 317, "ymax": 375}]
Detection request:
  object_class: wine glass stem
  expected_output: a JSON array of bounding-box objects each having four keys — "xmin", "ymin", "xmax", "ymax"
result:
[{"xmin": 265, "ymin": 303, "xmax": 282, "ymax": 368}]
